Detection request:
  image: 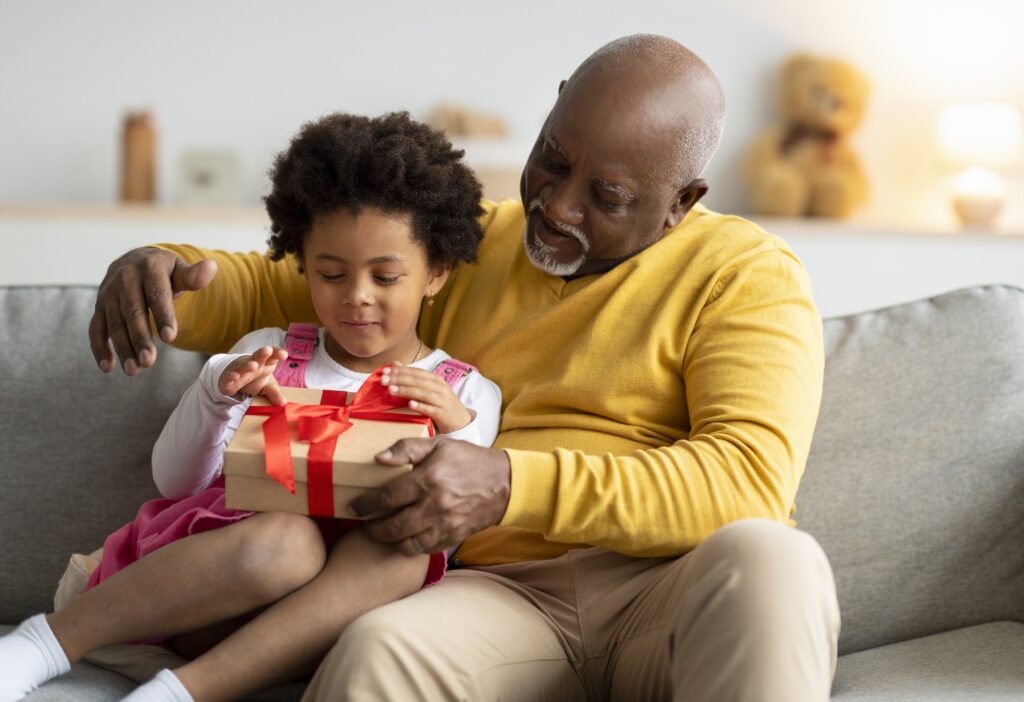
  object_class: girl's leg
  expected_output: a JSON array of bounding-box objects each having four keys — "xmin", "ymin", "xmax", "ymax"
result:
[
  {"xmin": 172, "ymin": 528, "xmax": 429, "ymax": 702},
  {"xmin": 46, "ymin": 512, "xmax": 327, "ymax": 663},
  {"xmin": 167, "ymin": 612, "xmax": 259, "ymax": 660}
]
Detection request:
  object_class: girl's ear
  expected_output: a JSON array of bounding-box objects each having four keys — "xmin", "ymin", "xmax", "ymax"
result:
[{"xmin": 425, "ymin": 264, "xmax": 451, "ymax": 298}]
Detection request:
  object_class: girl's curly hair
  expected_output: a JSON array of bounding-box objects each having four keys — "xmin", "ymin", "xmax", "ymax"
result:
[{"xmin": 265, "ymin": 111, "xmax": 484, "ymax": 268}]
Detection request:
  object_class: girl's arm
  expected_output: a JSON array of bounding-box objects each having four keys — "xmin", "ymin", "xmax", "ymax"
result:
[
  {"xmin": 151, "ymin": 328, "xmax": 286, "ymax": 498},
  {"xmin": 441, "ymin": 373, "xmax": 502, "ymax": 448}
]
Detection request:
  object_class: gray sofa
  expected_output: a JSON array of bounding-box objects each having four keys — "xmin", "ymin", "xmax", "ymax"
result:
[{"xmin": 2, "ymin": 283, "xmax": 1023, "ymax": 700}]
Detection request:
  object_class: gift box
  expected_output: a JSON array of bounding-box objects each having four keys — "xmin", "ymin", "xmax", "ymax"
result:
[{"xmin": 223, "ymin": 370, "xmax": 433, "ymax": 519}]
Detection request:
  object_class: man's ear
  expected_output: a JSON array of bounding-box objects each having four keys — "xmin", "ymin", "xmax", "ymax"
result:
[
  {"xmin": 558, "ymin": 79, "xmax": 567, "ymax": 94},
  {"xmin": 664, "ymin": 179, "xmax": 709, "ymax": 229}
]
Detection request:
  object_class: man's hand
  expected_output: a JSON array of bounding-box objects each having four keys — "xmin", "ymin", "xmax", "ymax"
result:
[
  {"xmin": 351, "ymin": 438, "xmax": 511, "ymax": 557},
  {"xmin": 89, "ymin": 247, "xmax": 218, "ymax": 375}
]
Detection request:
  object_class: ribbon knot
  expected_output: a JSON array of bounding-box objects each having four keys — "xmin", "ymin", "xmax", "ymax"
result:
[{"xmin": 296, "ymin": 405, "xmax": 353, "ymax": 445}]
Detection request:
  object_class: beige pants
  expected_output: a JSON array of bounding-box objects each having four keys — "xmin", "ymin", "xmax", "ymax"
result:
[{"xmin": 303, "ymin": 519, "xmax": 840, "ymax": 702}]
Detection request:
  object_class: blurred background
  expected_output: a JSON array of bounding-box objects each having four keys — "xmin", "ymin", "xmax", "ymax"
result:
[{"xmin": 2, "ymin": 0, "xmax": 1022, "ymax": 315}]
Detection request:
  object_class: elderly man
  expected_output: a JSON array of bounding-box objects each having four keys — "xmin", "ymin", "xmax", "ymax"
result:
[{"xmin": 90, "ymin": 34, "xmax": 839, "ymax": 701}]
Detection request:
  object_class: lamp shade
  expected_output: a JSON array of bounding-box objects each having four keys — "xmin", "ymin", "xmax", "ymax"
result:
[{"xmin": 938, "ymin": 101, "xmax": 1023, "ymax": 168}]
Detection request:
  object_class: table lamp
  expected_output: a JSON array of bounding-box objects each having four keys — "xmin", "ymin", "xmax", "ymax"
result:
[{"xmin": 938, "ymin": 101, "xmax": 1022, "ymax": 228}]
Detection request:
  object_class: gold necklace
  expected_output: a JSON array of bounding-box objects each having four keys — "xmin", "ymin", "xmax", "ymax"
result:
[{"xmin": 410, "ymin": 339, "xmax": 423, "ymax": 364}]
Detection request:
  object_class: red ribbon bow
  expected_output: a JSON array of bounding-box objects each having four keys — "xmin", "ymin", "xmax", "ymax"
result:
[{"xmin": 244, "ymin": 366, "xmax": 433, "ymax": 517}]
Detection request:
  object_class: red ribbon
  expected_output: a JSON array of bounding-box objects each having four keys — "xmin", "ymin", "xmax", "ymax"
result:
[{"xmin": 243, "ymin": 366, "xmax": 434, "ymax": 517}]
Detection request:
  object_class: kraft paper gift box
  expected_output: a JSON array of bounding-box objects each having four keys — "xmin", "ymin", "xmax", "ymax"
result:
[{"xmin": 224, "ymin": 377, "xmax": 433, "ymax": 519}]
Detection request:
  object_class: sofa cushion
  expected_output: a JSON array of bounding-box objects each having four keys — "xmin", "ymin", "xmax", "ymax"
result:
[
  {"xmin": 0, "ymin": 286, "xmax": 207, "ymax": 623},
  {"xmin": 798, "ymin": 285, "xmax": 1024, "ymax": 654},
  {"xmin": 831, "ymin": 620, "xmax": 1024, "ymax": 701}
]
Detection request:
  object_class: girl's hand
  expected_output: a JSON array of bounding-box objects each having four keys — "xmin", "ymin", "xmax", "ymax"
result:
[
  {"xmin": 380, "ymin": 363, "xmax": 473, "ymax": 434},
  {"xmin": 218, "ymin": 346, "xmax": 289, "ymax": 406}
]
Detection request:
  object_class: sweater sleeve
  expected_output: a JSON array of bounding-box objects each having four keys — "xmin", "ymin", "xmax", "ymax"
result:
[
  {"xmin": 152, "ymin": 245, "xmax": 316, "ymax": 354},
  {"xmin": 498, "ymin": 250, "xmax": 825, "ymax": 557}
]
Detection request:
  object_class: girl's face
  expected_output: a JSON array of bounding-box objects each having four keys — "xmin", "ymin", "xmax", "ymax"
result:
[{"xmin": 302, "ymin": 207, "xmax": 448, "ymax": 374}]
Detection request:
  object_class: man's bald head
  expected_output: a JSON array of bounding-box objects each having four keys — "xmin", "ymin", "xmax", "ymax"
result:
[
  {"xmin": 519, "ymin": 35, "xmax": 725, "ymax": 277},
  {"xmin": 559, "ymin": 34, "xmax": 725, "ymax": 187}
]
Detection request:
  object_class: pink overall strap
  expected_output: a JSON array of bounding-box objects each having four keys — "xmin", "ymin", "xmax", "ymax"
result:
[
  {"xmin": 432, "ymin": 358, "xmax": 476, "ymax": 393},
  {"xmin": 273, "ymin": 323, "xmax": 319, "ymax": 389}
]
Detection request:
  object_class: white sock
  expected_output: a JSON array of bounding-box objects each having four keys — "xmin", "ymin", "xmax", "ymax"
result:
[
  {"xmin": 121, "ymin": 669, "xmax": 194, "ymax": 702},
  {"xmin": 0, "ymin": 613, "xmax": 71, "ymax": 701}
]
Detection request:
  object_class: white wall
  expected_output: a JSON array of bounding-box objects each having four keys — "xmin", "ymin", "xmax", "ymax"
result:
[{"xmin": 2, "ymin": 0, "xmax": 1023, "ymax": 228}]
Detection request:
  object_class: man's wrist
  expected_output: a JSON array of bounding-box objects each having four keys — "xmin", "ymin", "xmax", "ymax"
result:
[{"xmin": 489, "ymin": 448, "xmax": 512, "ymax": 527}]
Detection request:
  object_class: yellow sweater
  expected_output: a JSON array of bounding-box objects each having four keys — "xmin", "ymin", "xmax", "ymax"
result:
[{"xmin": 159, "ymin": 200, "xmax": 824, "ymax": 565}]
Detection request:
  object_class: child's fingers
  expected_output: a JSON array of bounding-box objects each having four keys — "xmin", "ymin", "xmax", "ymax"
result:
[
  {"xmin": 386, "ymin": 380, "xmax": 450, "ymax": 408},
  {"xmin": 409, "ymin": 396, "xmax": 473, "ymax": 434},
  {"xmin": 220, "ymin": 370, "xmax": 242, "ymax": 396},
  {"xmin": 258, "ymin": 375, "xmax": 287, "ymax": 406},
  {"xmin": 382, "ymin": 367, "xmax": 450, "ymax": 394},
  {"xmin": 404, "ymin": 398, "xmax": 444, "ymax": 419},
  {"xmin": 252, "ymin": 346, "xmax": 282, "ymax": 367},
  {"xmin": 220, "ymin": 363, "xmax": 261, "ymax": 396},
  {"xmin": 220, "ymin": 348, "xmax": 286, "ymax": 397},
  {"xmin": 253, "ymin": 346, "xmax": 288, "ymax": 366}
]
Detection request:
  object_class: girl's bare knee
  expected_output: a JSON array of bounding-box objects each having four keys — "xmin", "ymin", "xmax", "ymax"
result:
[{"xmin": 233, "ymin": 513, "xmax": 326, "ymax": 598}]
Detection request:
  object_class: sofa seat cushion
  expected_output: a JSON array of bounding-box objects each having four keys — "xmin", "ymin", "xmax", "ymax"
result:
[{"xmin": 831, "ymin": 620, "xmax": 1024, "ymax": 701}]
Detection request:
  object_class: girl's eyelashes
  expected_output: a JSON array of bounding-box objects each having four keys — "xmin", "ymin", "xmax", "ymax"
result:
[{"xmin": 316, "ymin": 271, "xmax": 404, "ymax": 285}]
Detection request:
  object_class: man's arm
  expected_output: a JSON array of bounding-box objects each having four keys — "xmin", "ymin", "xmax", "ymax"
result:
[
  {"xmin": 88, "ymin": 245, "xmax": 313, "ymax": 374},
  {"xmin": 89, "ymin": 201, "xmax": 499, "ymax": 375},
  {"xmin": 354, "ymin": 250, "xmax": 825, "ymax": 558}
]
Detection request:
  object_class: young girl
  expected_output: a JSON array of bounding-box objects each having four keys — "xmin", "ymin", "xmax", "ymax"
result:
[{"xmin": 0, "ymin": 112, "xmax": 501, "ymax": 702}]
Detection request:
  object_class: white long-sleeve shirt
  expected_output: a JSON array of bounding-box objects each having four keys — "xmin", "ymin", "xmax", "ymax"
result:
[{"xmin": 152, "ymin": 327, "xmax": 503, "ymax": 499}]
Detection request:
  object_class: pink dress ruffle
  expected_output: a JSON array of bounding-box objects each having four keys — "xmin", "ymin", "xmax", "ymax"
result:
[{"xmin": 86, "ymin": 476, "xmax": 252, "ymax": 590}]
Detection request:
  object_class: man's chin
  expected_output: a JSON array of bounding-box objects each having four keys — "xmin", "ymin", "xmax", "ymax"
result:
[{"xmin": 523, "ymin": 225, "xmax": 586, "ymax": 276}]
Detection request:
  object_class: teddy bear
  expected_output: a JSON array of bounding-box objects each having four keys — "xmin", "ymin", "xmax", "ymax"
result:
[{"xmin": 746, "ymin": 54, "xmax": 870, "ymax": 218}]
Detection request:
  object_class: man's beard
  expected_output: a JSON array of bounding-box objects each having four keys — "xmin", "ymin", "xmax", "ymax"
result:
[{"xmin": 522, "ymin": 198, "xmax": 590, "ymax": 276}]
